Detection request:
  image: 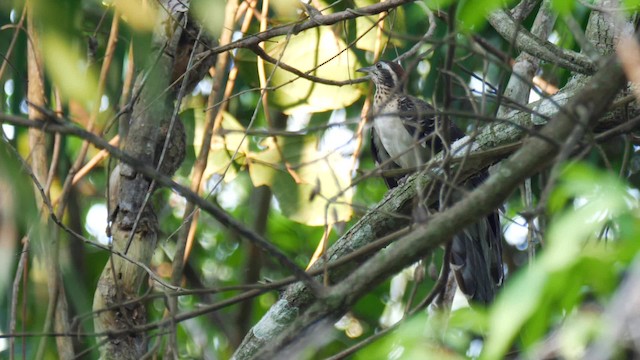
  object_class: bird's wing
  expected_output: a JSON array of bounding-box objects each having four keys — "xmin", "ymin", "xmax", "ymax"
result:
[
  {"xmin": 398, "ymin": 95, "xmax": 467, "ymax": 154},
  {"xmin": 387, "ymin": 96, "xmax": 504, "ymax": 303},
  {"xmin": 370, "ymin": 126, "xmax": 400, "ymax": 188},
  {"xmin": 398, "ymin": 95, "xmax": 436, "ymax": 141}
]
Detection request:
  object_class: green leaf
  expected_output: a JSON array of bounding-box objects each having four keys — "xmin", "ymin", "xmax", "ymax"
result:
[
  {"xmin": 0, "ymin": 141, "xmax": 39, "ymax": 295},
  {"xmin": 551, "ymin": 0, "xmax": 576, "ymax": 15},
  {"xmin": 423, "ymin": 0, "xmax": 456, "ymax": 9},
  {"xmin": 357, "ymin": 311, "xmax": 468, "ymax": 360},
  {"xmin": 248, "ymin": 135, "xmax": 353, "ymax": 226},
  {"xmin": 544, "ymin": 164, "xmax": 629, "ymax": 270},
  {"xmin": 108, "ymin": 0, "xmax": 158, "ymax": 31},
  {"xmin": 484, "ymin": 163, "xmax": 634, "ymax": 358},
  {"xmin": 191, "ymin": 0, "xmax": 225, "ymax": 38},
  {"xmin": 265, "ymin": 27, "xmax": 362, "ymax": 114},
  {"xmin": 556, "ymin": 312, "xmax": 601, "ymax": 358},
  {"xmin": 177, "ymin": 109, "xmax": 197, "ymax": 176},
  {"xmin": 457, "ymin": 0, "xmax": 504, "ymax": 31},
  {"xmin": 353, "ymin": 0, "xmax": 404, "ymax": 52},
  {"xmin": 483, "ymin": 269, "xmax": 548, "ymax": 359},
  {"xmin": 42, "ymin": 33, "xmax": 100, "ymax": 109},
  {"xmin": 623, "ymin": 0, "xmax": 640, "ymax": 10}
]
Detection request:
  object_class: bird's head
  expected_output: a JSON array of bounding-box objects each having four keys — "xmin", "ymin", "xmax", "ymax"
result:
[{"xmin": 357, "ymin": 60, "xmax": 405, "ymax": 91}]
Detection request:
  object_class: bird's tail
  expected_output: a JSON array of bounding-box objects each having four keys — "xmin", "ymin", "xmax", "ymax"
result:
[{"xmin": 450, "ymin": 213, "xmax": 504, "ymax": 305}]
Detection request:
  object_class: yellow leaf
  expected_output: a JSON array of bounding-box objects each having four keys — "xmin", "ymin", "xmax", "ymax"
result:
[{"xmin": 265, "ymin": 27, "xmax": 362, "ymax": 114}]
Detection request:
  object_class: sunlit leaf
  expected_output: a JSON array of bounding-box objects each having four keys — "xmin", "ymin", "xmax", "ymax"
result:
[
  {"xmin": 544, "ymin": 164, "xmax": 629, "ymax": 270},
  {"xmin": 623, "ymin": 0, "xmax": 640, "ymax": 11},
  {"xmin": 193, "ymin": 111, "xmax": 248, "ymax": 182},
  {"xmin": 248, "ymin": 135, "xmax": 353, "ymax": 226},
  {"xmin": 551, "ymin": 0, "xmax": 576, "ymax": 15},
  {"xmin": 353, "ymin": 0, "xmax": 404, "ymax": 52},
  {"xmin": 108, "ymin": 0, "xmax": 157, "ymax": 31},
  {"xmin": 423, "ymin": 0, "xmax": 456, "ymax": 9},
  {"xmin": 483, "ymin": 269, "xmax": 547, "ymax": 359},
  {"xmin": 271, "ymin": 0, "xmax": 300, "ymax": 22},
  {"xmin": 457, "ymin": 0, "xmax": 500, "ymax": 30},
  {"xmin": 357, "ymin": 312, "xmax": 466, "ymax": 360},
  {"xmin": 265, "ymin": 27, "xmax": 362, "ymax": 114},
  {"xmin": 191, "ymin": 0, "xmax": 225, "ymax": 38},
  {"xmin": 483, "ymin": 163, "xmax": 634, "ymax": 359},
  {"xmin": 458, "ymin": 0, "xmax": 515, "ymax": 31},
  {"xmin": 42, "ymin": 33, "xmax": 100, "ymax": 109},
  {"xmin": 557, "ymin": 312, "xmax": 600, "ymax": 359}
]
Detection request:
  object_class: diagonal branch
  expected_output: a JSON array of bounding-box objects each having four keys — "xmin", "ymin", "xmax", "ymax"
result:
[
  {"xmin": 234, "ymin": 55, "xmax": 627, "ymax": 358},
  {"xmin": 253, "ymin": 55, "xmax": 626, "ymax": 359}
]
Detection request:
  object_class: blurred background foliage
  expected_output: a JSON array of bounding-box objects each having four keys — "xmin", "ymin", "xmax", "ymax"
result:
[{"xmin": 1, "ymin": 0, "xmax": 640, "ymax": 358}]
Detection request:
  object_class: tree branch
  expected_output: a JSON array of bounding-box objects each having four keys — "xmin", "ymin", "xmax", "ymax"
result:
[
  {"xmin": 249, "ymin": 44, "xmax": 364, "ymax": 86},
  {"xmin": 205, "ymin": 0, "xmax": 414, "ymax": 56},
  {"xmin": 232, "ymin": 55, "xmax": 628, "ymax": 358},
  {"xmin": 488, "ymin": 10, "xmax": 597, "ymax": 74},
  {"xmin": 250, "ymin": 55, "xmax": 626, "ymax": 359}
]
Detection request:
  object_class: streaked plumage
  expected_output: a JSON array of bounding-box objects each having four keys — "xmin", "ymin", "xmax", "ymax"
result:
[{"xmin": 358, "ymin": 60, "xmax": 503, "ymax": 304}]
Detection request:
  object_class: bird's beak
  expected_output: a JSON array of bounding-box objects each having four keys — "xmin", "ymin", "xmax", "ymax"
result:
[{"xmin": 356, "ymin": 66, "xmax": 373, "ymax": 75}]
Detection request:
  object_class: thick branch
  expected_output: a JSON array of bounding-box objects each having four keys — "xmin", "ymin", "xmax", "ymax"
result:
[{"xmin": 232, "ymin": 55, "xmax": 628, "ymax": 357}]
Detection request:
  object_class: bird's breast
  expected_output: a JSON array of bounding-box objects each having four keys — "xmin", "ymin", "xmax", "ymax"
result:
[{"xmin": 373, "ymin": 103, "xmax": 427, "ymax": 169}]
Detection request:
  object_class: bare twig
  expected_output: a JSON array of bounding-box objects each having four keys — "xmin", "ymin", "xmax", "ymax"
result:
[
  {"xmin": 488, "ymin": 10, "xmax": 597, "ymax": 74},
  {"xmin": 203, "ymin": 0, "xmax": 414, "ymax": 57}
]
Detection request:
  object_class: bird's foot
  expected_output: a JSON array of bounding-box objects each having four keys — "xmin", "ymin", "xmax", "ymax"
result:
[{"xmin": 397, "ymin": 174, "xmax": 411, "ymax": 186}]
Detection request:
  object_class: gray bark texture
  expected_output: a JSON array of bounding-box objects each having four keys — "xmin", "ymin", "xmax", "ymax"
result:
[{"xmin": 92, "ymin": 5, "xmax": 185, "ymax": 359}]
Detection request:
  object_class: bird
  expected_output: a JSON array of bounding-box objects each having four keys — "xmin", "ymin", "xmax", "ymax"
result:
[{"xmin": 357, "ymin": 60, "xmax": 504, "ymax": 304}]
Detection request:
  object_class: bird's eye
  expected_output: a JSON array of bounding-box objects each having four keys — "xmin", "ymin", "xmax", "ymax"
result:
[{"xmin": 375, "ymin": 63, "xmax": 382, "ymax": 69}]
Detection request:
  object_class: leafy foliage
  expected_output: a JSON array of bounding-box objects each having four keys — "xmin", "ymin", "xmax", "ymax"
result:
[{"xmin": 1, "ymin": 0, "xmax": 640, "ymax": 359}]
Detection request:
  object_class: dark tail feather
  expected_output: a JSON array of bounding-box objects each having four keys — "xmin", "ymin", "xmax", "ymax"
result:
[{"xmin": 450, "ymin": 212, "xmax": 503, "ymax": 304}]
